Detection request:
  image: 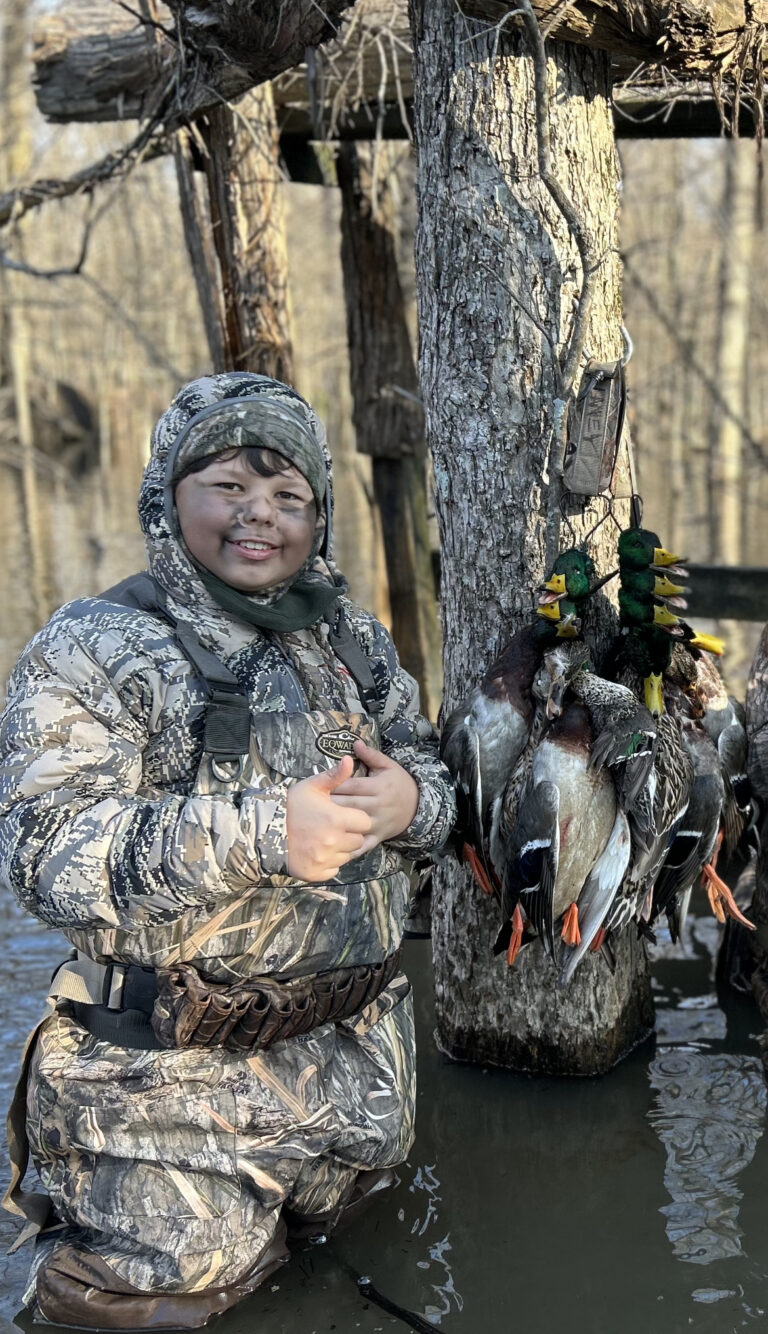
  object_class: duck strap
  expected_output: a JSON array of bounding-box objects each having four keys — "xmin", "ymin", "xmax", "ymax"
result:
[{"xmin": 561, "ymin": 357, "xmax": 628, "ymax": 497}]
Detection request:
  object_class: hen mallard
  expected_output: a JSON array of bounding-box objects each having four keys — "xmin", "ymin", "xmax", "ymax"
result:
[
  {"xmin": 651, "ymin": 707, "xmax": 754, "ymax": 939},
  {"xmin": 544, "ymin": 641, "xmax": 658, "ymax": 849}
]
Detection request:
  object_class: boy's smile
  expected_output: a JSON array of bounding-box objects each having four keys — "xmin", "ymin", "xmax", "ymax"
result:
[{"xmin": 174, "ymin": 450, "xmax": 318, "ymax": 593}]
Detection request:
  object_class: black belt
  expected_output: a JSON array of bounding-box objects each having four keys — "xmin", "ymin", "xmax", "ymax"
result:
[{"xmin": 71, "ymin": 962, "xmax": 160, "ymax": 1051}]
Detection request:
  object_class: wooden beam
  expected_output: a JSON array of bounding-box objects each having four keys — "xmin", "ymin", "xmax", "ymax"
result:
[
  {"xmin": 33, "ymin": 0, "xmax": 354, "ymax": 125},
  {"xmin": 34, "ymin": 0, "xmax": 766, "ymax": 130},
  {"xmin": 612, "ymin": 87, "xmax": 763, "ymax": 138},
  {"xmin": 685, "ymin": 565, "xmax": 768, "ymax": 622},
  {"xmin": 458, "ymin": 0, "xmax": 766, "ymax": 76}
]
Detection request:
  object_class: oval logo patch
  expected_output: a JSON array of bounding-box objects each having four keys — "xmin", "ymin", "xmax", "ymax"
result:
[{"xmin": 316, "ymin": 728, "xmax": 360, "ymax": 759}]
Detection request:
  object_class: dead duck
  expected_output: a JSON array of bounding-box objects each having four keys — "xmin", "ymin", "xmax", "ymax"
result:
[
  {"xmin": 495, "ymin": 697, "xmax": 629, "ymax": 970},
  {"xmin": 440, "ymin": 560, "xmax": 589, "ymax": 895},
  {"xmin": 440, "ymin": 618, "xmax": 561, "ymax": 896},
  {"xmin": 668, "ymin": 645, "xmax": 750, "ymax": 853},
  {"xmin": 543, "ymin": 641, "xmax": 658, "ymax": 850},
  {"xmin": 651, "ymin": 711, "xmax": 755, "ymax": 940}
]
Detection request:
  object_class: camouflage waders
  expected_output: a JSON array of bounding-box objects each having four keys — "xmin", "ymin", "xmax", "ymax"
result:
[{"xmin": 0, "ymin": 375, "xmax": 456, "ymax": 1328}]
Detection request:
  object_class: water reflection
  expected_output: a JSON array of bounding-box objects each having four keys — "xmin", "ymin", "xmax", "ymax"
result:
[
  {"xmin": 649, "ymin": 1050, "xmax": 766, "ymax": 1265},
  {"xmin": 408, "ymin": 1164, "xmax": 464, "ymax": 1322}
]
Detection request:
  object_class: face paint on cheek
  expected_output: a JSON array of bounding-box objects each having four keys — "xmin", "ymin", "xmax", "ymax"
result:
[{"xmin": 274, "ymin": 500, "xmax": 316, "ymax": 522}]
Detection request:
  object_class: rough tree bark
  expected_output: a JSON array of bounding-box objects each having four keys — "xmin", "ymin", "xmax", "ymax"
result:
[
  {"xmin": 176, "ymin": 86, "xmax": 294, "ymax": 380},
  {"xmin": 33, "ymin": 0, "xmax": 355, "ymax": 125},
  {"xmin": 409, "ymin": 2, "xmax": 653, "ymax": 1074},
  {"xmin": 337, "ymin": 142, "xmax": 442, "ymax": 718},
  {"xmin": 32, "ymin": 0, "xmax": 766, "ymax": 126}
]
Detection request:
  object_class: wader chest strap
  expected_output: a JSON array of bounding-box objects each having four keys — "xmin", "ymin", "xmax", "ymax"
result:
[
  {"xmin": 98, "ymin": 574, "xmax": 384, "ymax": 746},
  {"xmin": 99, "ymin": 573, "xmax": 251, "ymax": 761}
]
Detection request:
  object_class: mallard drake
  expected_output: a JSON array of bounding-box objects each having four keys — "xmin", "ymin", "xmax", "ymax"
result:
[
  {"xmin": 617, "ymin": 527, "xmax": 687, "ymax": 575},
  {"xmin": 538, "ymin": 548, "xmax": 596, "ymax": 607},
  {"xmin": 441, "ymin": 615, "xmax": 574, "ymax": 896},
  {"xmin": 441, "ymin": 549, "xmax": 597, "ymax": 894},
  {"xmin": 495, "ymin": 699, "xmax": 629, "ymax": 970}
]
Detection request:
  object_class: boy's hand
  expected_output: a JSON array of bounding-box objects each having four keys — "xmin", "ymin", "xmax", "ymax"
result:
[
  {"xmin": 286, "ymin": 757, "xmax": 373, "ymax": 882},
  {"xmin": 330, "ymin": 739, "xmax": 419, "ymax": 852}
]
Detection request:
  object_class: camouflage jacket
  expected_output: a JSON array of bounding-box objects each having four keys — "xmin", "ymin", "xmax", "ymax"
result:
[{"xmin": 0, "ymin": 375, "xmax": 456, "ymax": 983}]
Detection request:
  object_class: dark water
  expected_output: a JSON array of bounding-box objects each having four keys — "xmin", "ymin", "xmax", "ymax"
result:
[{"xmin": 1, "ymin": 901, "xmax": 767, "ymax": 1334}]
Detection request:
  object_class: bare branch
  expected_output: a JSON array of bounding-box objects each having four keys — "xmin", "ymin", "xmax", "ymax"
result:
[
  {"xmin": 623, "ymin": 252, "xmax": 768, "ymax": 469},
  {"xmin": 0, "ymin": 124, "xmax": 168, "ymax": 229}
]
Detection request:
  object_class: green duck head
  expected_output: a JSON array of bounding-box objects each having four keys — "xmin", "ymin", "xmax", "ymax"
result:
[
  {"xmin": 618, "ymin": 527, "xmax": 684, "ymax": 572},
  {"xmin": 619, "ymin": 587, "xmax": 682, "ymax": 631},
  {"xmin": 539, "ymin": 548, "xmax": 596, "ymax": 606},
  {"xmin": 622, "ymin": 625, "xmax": 674, "ymax": 716},
  {"xmin": 536, "ymin": 596, "xmax": 582, "ymax": 638},
  {"xmin": 620, "ymin": 567, "xmax": 687, "ymax": 602}
]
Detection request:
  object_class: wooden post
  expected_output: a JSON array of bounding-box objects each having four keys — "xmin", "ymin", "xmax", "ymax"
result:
[
  {"xmin": 176, "ymin": 86, "xmax": 295, "ymax": 380},
  {"xmin": 337, "ymin": 142, "xmax": 442, "ymax": 717}
]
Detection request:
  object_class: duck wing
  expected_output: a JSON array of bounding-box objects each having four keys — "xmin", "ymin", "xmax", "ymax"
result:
[
  {"xmin": 559, "ymin": 808, "xmax": 631, "ymax": 985},
  {"xmin": 576, "ymin": 675, "xmax": 658, "ymax": 832},
  {"xmin": 496, "ymin": 781, "xmax": 560, "ymax": 961},
  {"xmin": 441, "ymin": 704, "xmax": 486, "ymax": 858},
  {"xmin": 589, "ymin": 703, "xmax": 657, "ymax": 811},
  {"xmin": 651, "ymin": 721, "xmax": 720, "ymax": 934}
]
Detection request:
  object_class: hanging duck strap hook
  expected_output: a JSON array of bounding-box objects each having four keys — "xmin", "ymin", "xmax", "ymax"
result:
[
  {"xmin": 558, "ymin": 490, "xmax": 579, "ymax": 546},
  {"xmin": 619, "ymin": 327, "xmax": 644, "ymax": 529}
]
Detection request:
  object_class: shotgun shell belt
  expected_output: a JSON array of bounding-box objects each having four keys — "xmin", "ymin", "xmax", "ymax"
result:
[
  {"xmin": 58, "ymin": 951, "xmax": 402, "ymax": 1052},
  {"xmin": 151, "ymin": 951, "xmax": 402, "ymax": 1051}
]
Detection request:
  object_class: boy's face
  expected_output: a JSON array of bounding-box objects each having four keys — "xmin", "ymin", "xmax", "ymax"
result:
[{"xmin": 175, "ymin": 450, "xmax": 318, "ymax": 593}]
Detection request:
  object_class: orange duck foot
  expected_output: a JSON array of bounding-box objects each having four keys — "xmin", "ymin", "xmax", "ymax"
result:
[
  {"xmin": 561, "ymin": 902, "xmax": 581, "ymax": 947},
  {"xmin": 463, "ymin": 844, "xmax": 494, "ymax": 897},
  {"xmin": 702, "ymin": 863, "xmax": 755, "ymax": 930},
  {"xmin": 506, "ymin": 905, "xmax": 525, "ymax": 967},
  {"xmin": 590, "ymin": 928, "xmax": 606, "ymax": 954}
]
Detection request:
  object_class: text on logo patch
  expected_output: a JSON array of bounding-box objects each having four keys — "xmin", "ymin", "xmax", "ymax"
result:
[{"xmin": 316, "ymin": 728, "xmax": 360, "ymax": 759}]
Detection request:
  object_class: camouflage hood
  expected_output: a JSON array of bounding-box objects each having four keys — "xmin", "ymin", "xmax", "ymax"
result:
[{"xmin": 139, "ymin": 373, "xmax": 344, "ymax": 617}]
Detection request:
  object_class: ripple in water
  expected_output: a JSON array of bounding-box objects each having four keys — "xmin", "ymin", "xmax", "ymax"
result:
[{"xmin": 648, "ymin": 1051, "xmax": 766, "ymax": 1265}]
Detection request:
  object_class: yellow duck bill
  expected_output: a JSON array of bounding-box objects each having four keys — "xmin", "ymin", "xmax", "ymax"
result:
[
  {"xmin": 643, "ymin": 672, "xmax": 664, "ymax": 717},
  {"xmin": 651, "ymin": 546, "xmax": 686, "ymax": 568}
]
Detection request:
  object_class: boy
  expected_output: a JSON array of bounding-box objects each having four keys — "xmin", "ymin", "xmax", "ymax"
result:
[{"xmin": 0, "ymin": 373, "xmax": 455, "ymax": 1329}]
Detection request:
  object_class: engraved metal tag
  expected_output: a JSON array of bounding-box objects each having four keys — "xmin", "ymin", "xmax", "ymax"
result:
[{"xmin": 316, "ymin": 728, "xmax": 360, "ymax": 759}]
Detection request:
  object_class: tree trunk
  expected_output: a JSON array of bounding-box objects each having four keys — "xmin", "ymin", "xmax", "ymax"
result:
[
  {"xmin": 176, "ymin": 87, "xmax": 294, "ymax": 381},
  {"xmin": 709, "ymin": 140, "xmax": 756, "ymax": 680},
  {"xmin": 337, "ymin": 141, "xmax": 442, "ymax": 718},
  {"xmin": 410, "ymin": 2, "xmax": 653, "ymax": 1074},
  {"xmin": 174, "ymin": 129, "xmax": 228, "ymax": 373}
]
